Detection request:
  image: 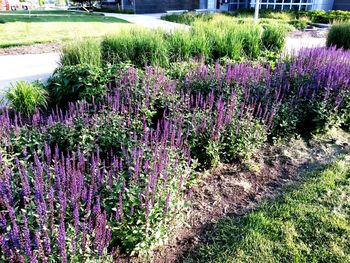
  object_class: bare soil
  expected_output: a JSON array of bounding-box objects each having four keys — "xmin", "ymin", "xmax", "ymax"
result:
[
  {"xmin": 0, "ymin": 43, "xmax": 61, "ymax": 56},
  {"xmin": 151, "ymin": 129, "xmax": 350, "ymax": 263}
]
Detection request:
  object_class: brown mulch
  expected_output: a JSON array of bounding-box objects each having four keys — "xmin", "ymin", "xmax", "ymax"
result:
[
  {"xmin": 0, "ymin": 43, "xmax": 61, "ymax": 56},
  {"xmin": 150, "ymin": 129, "xmax": 350, "ymax": 263}
]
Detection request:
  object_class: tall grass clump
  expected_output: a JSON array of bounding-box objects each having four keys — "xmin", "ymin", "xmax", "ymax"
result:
[
  {"xmin": 167, "ymin": 30, "xmax": 193, "ymax": 62},
  {"xmin": 4, "ymin": 81, "xmax": 48, "ymax": 115},
  {"xmin": 60, "ymin": 38, "xmax": 101, "ymax": 67},
  {"xmin": 61, "ymin": 18, "xmax": 287, "ymax": 69},
  {"xmin": 101, "ymin": 28, "xmax": 169, "ymax": 67},
  {"xmin": 327, "ymin": 23, "xmax": 350, "ymax": 50},
  {"xmin": 261, "ymin": 24, "xmax": 287, "ymax": 52},
  {"xmin": 161, "ymin": 12, "xmax": 214, "ymax": 25},
  {"xmin": 192, "ymin": 18, "xmax": 262, "ymax": 60}
]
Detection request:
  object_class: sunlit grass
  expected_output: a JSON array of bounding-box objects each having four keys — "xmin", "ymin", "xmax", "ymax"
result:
[
  {"xmin": 0, "ymin": 10, "xmax": 131, "ymax": 47},
  {"xmin": 187, "ymin": 157, "xmax": 350, "ymax": 263}
]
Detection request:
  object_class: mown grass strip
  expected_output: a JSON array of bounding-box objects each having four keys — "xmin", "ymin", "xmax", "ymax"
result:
[{"xmin": 187, "ymin": 157, "xmax": 350, "ymax": 263}]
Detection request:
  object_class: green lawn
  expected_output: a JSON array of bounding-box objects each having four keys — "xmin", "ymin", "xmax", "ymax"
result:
[
  {"xmin": 0, "ymin": 10, "xmax": 130, "ymax": 47},
  {"xmin": 187, "ymin": 158, "xmax": 350, "ymax": 263}
]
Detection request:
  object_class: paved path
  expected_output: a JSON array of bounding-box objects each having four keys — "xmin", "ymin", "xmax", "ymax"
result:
[
  {"xmin": 285, "ymin": 37, "xmax": 326, "ymax": 54},
  {"xmin": 0, "ymin": 53, "xmax": 60, "ymax": 95}
]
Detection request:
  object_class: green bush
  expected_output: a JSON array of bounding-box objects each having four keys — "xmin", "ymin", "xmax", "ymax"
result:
[
  {"xmin": 47, "ymin": 64, "xmax": 109, "ymax": 104},
  {"xmin": 261, "ymin": 24, "xmax": 286, "ymax": 52},
  {"xmin": 4, "ymin": 81, "xmax": 48, "ymax": 115},
  {"xmin": 328, "ymin": 10, "xmax": 350, "ymax": 23},
  {"xmin": 289, "ymin": 18, "xmax": 309, "ymax": 30},
  {"xmin": 60, "ymin": 38, "xmax": 102, "ymax": 67},
  {"xmin": 327, "ymin": 23, "xmax": 350, "ymax": 50},
  {"xmin": 161, "ymin": 12, "xmax": 214, "ymax": 25},
  {"xmin": 101, "ymin": 28, "xmax": 169, "ymax": 67},
  {"xmin": 235, "ymin": 8, "xmax": 350, "ymax": 24},
  {"xmin": 305, "ymin": 10, "xmax": 328, "ymax": 23},
  {"xmin": 221, "ymin": 118, "xmax": 267, "ymax": 161}
]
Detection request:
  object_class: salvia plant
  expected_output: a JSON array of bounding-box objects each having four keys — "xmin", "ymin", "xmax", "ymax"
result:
[{"xmin": 0, "ymin": 47, "xmax": 349, "ymax": 261}]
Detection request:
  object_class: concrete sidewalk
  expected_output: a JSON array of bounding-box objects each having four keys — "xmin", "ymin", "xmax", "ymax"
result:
[
  {"xmin": 285, "ymin": 37, "xmax": 326, "ymax": 54},
  {"xmin": 0, "ymin": 53, "xmax": 60, "ymax": 95}
]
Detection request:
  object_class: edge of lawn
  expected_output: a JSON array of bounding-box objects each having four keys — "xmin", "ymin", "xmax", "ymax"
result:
[{"xmin": 185, "ymin": 156, "xmax": 350, "ymax": 263}]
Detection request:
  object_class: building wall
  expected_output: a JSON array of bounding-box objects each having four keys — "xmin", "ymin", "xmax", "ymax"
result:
[
  {"xmin": 333, "ymin": 0, "xmax": 350, "ymax": 10},
  {"xmin": 134, "ymin": 0, "xmax": 199, "ymax": 13},
  {"xmin": 312, "ymin": 0, "xmax": 334, "ymax": 11},
  {"xmin": 228, "ymin": 0, "xmax": 249, "ymax": 10}
]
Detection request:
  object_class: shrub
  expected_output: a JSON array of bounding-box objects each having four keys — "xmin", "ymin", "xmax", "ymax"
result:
[
  {"xmin": 47, "ymin": 64, "xmax": 109, "ymax": 104},
  {"xmin": 4, "ymin": 81, "xmax": 48, "ymax": 115},
  {"xmin": 235, "ymin": 9, "xmax": 350, "ymax": 24},
  {"xmin": 261, "ymin": 24, "xmax": 286, "ymax": 52},
  {"xmin": 327, "ymin": 23, "xmax": 350, "ymax": 50},
  {"xmin": 60, "ymin": 38, "xmax": 102, "ymax": 67},
  {"xmin": 161, "ymin": 12, "xmax": 214, "ymax": 25},
  {"xmin": 288, "ymin": 18, "xmax": 309, "ymax": 30},
  {"xmin": 305, "ymin": 10, "xmax": 328, "ymax": 23},
  {"xmin": 221, "ymin": 118, "xmax": 267, "ymax": 161},
  {"xmin": 101, "ymin": 28, "xmax": 169, "ymax": 67},
  {"xmin": 328, "ymin": 10, "xmax": 350, "ymax": 23}
]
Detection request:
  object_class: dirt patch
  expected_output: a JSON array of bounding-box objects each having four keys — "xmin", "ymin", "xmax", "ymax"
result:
[
  {"xmin": 151, "ymin": 128, "xmax": 350, "ymax": 263},
  {"xmin": 0, "ymin": 43, "xmax": 61, "ymax": 56}
]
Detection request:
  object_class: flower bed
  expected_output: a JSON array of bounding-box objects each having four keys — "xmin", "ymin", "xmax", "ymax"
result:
[{"xmin": 0, "ymin": 47, "xmax": 350, "ymax": 261}]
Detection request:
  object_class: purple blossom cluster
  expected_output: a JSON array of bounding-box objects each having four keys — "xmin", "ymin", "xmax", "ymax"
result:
[
  {"xmin": 0, "ymin": 120, "xmax": 192, "ymax": 261},
  {"xmin": 0, "ymin": 47, "xmax": 349, "ymax": 261}
]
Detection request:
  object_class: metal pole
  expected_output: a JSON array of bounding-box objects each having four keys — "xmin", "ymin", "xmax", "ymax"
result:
[{"xmin": 254, "ymin": 0, "xmax": 260, "ymax": 24}]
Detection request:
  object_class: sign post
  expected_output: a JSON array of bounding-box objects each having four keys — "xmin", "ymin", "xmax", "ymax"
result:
[{"xmin": 254, "ymin": 0, "xmax": 260, "ymax": 24}]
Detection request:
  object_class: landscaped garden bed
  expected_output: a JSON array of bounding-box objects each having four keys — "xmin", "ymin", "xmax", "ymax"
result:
[
  {"xmin": 1, "ymin": 42, "xmax": 350, "ymax": 261},
  {"xmin": 161, "ymin": 9, "xmax": 350, "ymax": 29},
  {"xmin": 1, "ymin": 8, "xmax": 350, "ymax": 260},
  {"xmin": 154, "ymin": 129, "xmax": 350, "ymax": 262}
]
